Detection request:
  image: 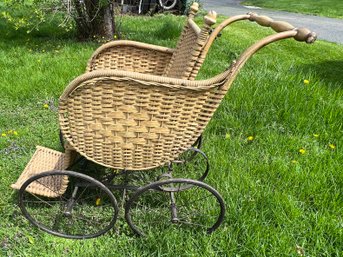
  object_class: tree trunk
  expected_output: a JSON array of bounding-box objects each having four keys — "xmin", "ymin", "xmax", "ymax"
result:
[{"xmin": 72, "ymin": 0, "xmax": 115, "ymax": 40}]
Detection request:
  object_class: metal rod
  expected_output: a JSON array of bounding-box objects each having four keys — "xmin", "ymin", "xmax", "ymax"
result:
[
  {"xmin": 64, "ymin": 186, "xmax": 79, "ymax": 216},
  {"xmin": 170, "ymin": 192, "xmax": 179, "ymax": 223}
]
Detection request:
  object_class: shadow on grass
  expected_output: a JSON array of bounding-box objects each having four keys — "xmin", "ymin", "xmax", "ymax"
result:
[{"xmin": 301, "ymin": 60, "xmax": 343, "ymax": 87}]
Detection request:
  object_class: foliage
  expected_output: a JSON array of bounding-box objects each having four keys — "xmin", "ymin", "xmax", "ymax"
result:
[
  {"xmin": 1, "ymin": 0, "xmax": 116, "ymax": 39},
  {"xmin": 1, "ymin": 0, "xmax": 73, "ymax": 33}
]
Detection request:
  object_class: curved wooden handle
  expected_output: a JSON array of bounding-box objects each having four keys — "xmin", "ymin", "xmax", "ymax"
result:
[{"xmin": 248, "ymin": 12, "xmax": 317, "ymax": 43}]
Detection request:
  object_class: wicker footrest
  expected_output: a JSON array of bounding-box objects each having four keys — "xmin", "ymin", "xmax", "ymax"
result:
[{"xmin": 11, "ymin": 146, "xmax": 69, "ymax": 198}]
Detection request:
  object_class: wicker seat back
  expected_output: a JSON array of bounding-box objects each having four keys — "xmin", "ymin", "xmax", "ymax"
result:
[{"xmin": 163, "ymin": 9, "xmax": 217, "ymax": 80}]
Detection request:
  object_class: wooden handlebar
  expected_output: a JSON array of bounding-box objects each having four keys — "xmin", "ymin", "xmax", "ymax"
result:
[{"xmin": 248, "ymin": 12, "xmax": 317, "ymax": 43}]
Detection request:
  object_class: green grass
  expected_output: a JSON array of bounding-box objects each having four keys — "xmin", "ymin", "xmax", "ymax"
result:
[
  {"xmin": 242, "ymin": 0, "xmax": 343, "ymax": 19},
  {"xmin": 1, "ymin": 13, "xmax": 342, "ymax": 256}
]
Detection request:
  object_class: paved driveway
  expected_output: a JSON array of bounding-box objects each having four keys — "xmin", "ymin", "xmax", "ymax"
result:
[{"xmin": 202, "ymin": 0, "xmax": 343, "ymax": 44}]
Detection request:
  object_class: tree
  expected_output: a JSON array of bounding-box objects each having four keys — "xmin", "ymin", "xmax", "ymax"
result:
[{"xmin": 2, "ymin": 0, "xmax": 116, "ymax": 40}]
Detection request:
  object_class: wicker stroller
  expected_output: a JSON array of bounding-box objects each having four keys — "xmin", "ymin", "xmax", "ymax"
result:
[{"xmin": 12, "ymin": 4, "xmax": 316, "ymax": 239}]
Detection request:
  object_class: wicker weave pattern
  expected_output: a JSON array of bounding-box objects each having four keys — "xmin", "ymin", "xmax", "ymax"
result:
[
  {"xmin": 59, "ymin": 75, "xmax": 227, "ymax": 170},
  {"xmin": 87, "ymin": 45, "xmax": 173, "ymax": 75},
  {"xmin": 11, "ymin": 146, "xmax": 69, "ymax": 197},
  {"xmin": 162, "ymin": 21, "xmax": 200, "ymax": 79},
  {"xmin": 86, "ymin": 6, "xmax": 216, "ymax": 81}
]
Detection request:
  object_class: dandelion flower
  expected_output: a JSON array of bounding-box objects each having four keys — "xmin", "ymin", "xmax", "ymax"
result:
[
  {"xmin": 225, "ymin": 133, "xmax": 231, "ymax": 139},
  {"xmin": 43, "ymin": 103, "xmax": 49, "ymax": 109},
  {"xmin": 13, "ymin": 131, "xmax": 18, "ymax": 136},
  {"xmin": 247, "ymin": 136, "xmax": 254, "ymax": 141},
  {"xmin": 328, "ymin": 144, "xmax": 336, "ymax": 150},
  {"xmin": 313, "ymin": 133, "xmax": 319, "ymax": 138},
  {"xmin": 291, "ymin": 160, "xmax": 298, "ymax": 164},
  {"xmin": 299, "ymin": 148, "xmax": 306, "ymax": 154},
  {"xmin": 1, "ymin": 133, "xmax": 6, "ymax": 137},
  {"xmin": 95, "ymin": 197, "xmax": 101, "ymax": 206},
  {"xmin": 303, "ymin": 79, "xmax": 310, "ymax": 85}
]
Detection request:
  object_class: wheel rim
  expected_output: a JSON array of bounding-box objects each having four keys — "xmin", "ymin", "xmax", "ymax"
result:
[
  {"xmin": 125, "ymin": 179, "xmax": 225, "ymax": 236},
  {"xmin": 158, "ymin": 0, "xmax": 177, "ymax": 10},
  {"xmin": 19, "ymin": 170, "xmax": 119, "ymax": 239},
  {"xmin": 164, "ymin": 147, "xmax": 209, "ymax": 191}
]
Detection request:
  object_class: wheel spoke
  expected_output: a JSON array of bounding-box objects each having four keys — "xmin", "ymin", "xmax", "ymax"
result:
[
  {"xmin": 24, "ymin": 192, "xmax": 56, "ymax": 208},
  {"xmin": 34, "ymin": 178, "xmax": 68, "ymax": 201}
]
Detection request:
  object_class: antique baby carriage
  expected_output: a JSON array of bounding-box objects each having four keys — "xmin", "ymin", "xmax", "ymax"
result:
[{"xmin": 11, "ymin": 3, "xmax": 316, "ymax": 238}]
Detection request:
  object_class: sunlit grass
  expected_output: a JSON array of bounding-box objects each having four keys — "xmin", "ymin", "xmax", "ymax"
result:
[
  {"xmin": 0, "ymin": 13, "xmax": 342, "ymax": 256},
  {"xmin": 242, "ymin": 0, "xmax": 343, "ymax": 18}
]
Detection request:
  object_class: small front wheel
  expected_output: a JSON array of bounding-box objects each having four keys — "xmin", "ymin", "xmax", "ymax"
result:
[
  {"xmin": 125, "ymin": 179, "xmax": 225, "ymax": 236},
  {"xmin": 19, "ymin": 170, "xmax": 119, "ymax": 239}
]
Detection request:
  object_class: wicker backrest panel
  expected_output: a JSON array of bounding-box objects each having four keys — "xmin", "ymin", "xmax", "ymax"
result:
[
  {"xmin": 163, "ymin": 19, "xmax": 211, "ymax": 80},
  {"xmin": 163, "ymin": 10, "xmax": 217, "ymax": 80},
  {"xmin": 87, "ymin": 45, "xmax": 172, "ymax": 75},
  {"xmin": 163, "ymin": 20, "xmax": 200, "ymax": 79},
  {"xmin": 59, "ymin": 76, "xmax": 226, "ymax": 171}
]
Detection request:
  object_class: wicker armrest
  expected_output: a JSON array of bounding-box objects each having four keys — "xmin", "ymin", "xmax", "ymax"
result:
[{"xmin": 86, "ymin": 40, "xmax": 175, "ymax": 76}]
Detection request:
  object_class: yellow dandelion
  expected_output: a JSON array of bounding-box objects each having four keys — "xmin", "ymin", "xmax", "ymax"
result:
[
  {"xmin": 299, "ymin": 148, "xmax": 306, "ymax": 154},
  {"xmin": 13, "ymin": 131, "xmax": 18, "ymax": 136},
  {"xmin": 313, "ymin": 133, "xmax": 319, "ymax": 138},
  {"xmin": 247, "ymin": 136, "xmax": 254, "ymax": 141},
  {"xmin": 95, "ymin": 197, "xmax": 101, "ymax": 206},
  {"xmin": 225, "ymin": 133, "xmax": 231, "ymax": 140},
  {"xmin": 291, "ymin": 160, "xmax": 298, "ymax": 164},
  {"xmin": 1, "ymin": 133, "xmax": 6, "ymax": 137},
  {"xmin": 328, "ymin": 144, "xmax": 336, "ymax": 150},
  {"xmin": 43, "ymin": 103, "xmax": 49, "ymax": 109},
  {"xmin": 303, "ymin": 79, "xmax": 310, "ymax": 85}
]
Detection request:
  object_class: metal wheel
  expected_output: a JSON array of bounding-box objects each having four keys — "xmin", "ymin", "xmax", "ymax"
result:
[
  {"xmin": 19, "ymin": 170, "xmax": 119, "ymax": 239},
  {"xmin": 125, "ymin": 179, "xmax": 225, "ymax": 236},
  {"xmin": 165, "ymin": 147, "xmax": 209, "ymax": 191},
  {"xmin": 158, "ymin": 0, "xmax": 178, "ymax": 10}
]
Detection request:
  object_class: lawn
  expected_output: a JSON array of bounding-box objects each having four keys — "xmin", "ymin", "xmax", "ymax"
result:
[
  {"xmin": 242, "ymin": 0, "xmax": 343, "ymax": 19},
  {"xmin": 0, "ymin": 12, "xmax": 342, "ymax": 256}
]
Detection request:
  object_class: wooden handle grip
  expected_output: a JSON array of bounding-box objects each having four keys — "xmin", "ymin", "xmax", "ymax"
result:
[{"xmin": 248, "ymin": 12, "xmax": 317, "ymax": 43}]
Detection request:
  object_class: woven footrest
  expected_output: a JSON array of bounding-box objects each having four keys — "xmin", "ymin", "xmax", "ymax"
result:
[{"xmin": 11, "ymin": 146, "xmax": 69, "ymax": 198}]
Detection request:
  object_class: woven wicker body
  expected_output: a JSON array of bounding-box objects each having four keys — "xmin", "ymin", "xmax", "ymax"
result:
[{"xmin": 11, "ymin": 146, "xmax": 70, "ymax": 197}]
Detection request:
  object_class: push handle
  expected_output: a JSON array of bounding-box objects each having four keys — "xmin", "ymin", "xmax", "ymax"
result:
[{"xmin": 248, "ymin": 12, "xmax": 317, "ymax": 43}]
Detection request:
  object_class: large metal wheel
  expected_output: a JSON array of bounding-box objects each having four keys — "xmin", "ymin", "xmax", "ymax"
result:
[
  {"xmin": 125, "ymin": 179, "xmax": 225, "ymax": 236},
  {"xmin": 158, "ymin": 0, "xmax": 178, "ymax": 10},
  {"xmin": 19, "ymin": 170, "xmax": 119, "ymax": 239}
]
